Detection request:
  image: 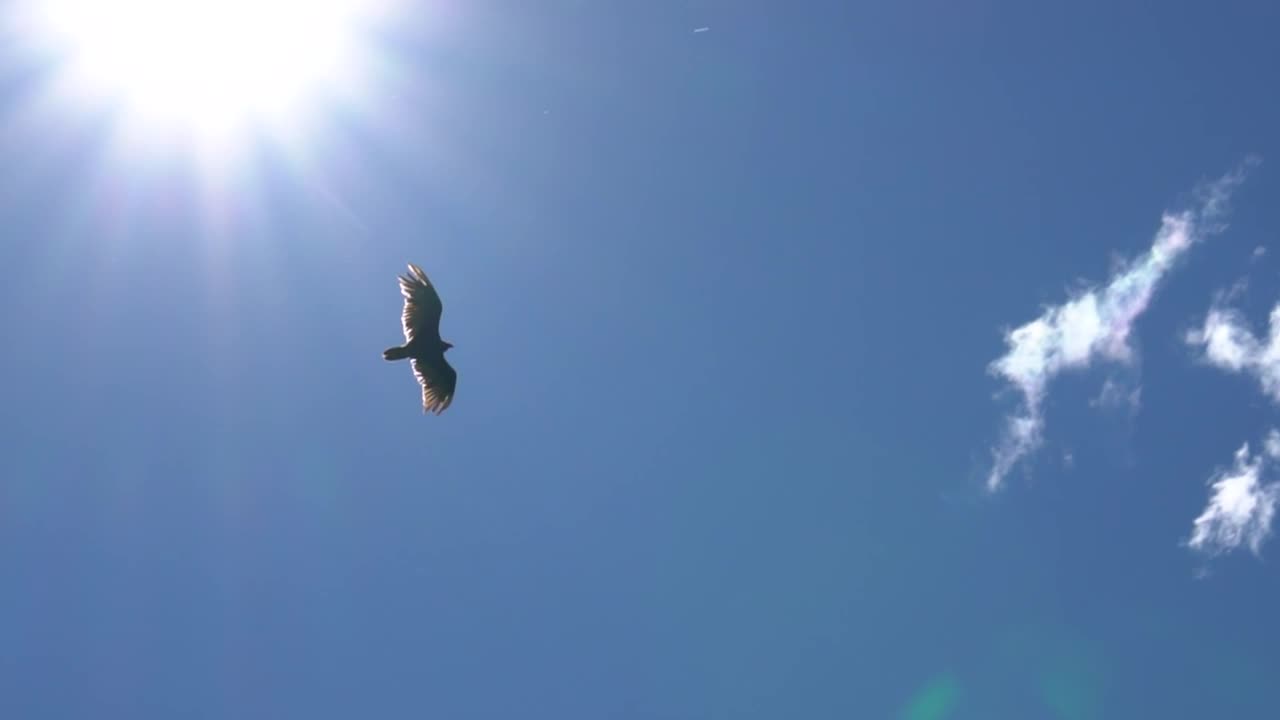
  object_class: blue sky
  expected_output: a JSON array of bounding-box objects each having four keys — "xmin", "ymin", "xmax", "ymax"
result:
[{"xmin": 2, "ymin": 1, "xmax": 1280, "ymax": 718}]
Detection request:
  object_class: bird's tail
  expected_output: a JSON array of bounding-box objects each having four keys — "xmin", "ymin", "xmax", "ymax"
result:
[{"xmin": 383, "ymin": 345, "xmax": 410, "ymax": 361}]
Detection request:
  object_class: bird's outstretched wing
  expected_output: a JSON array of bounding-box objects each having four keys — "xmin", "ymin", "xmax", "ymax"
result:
[
  {"xmin": 412, "ymin": 356, "xmax": 457, "ymax": 415},
  {"xmin": 399, "ymin": 263, "xmax": 444, "ymax": 344}
]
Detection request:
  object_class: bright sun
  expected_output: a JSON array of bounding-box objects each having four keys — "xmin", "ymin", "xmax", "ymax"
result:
[{"xmin": 21, "ymin": 0, "xmax": 388, "ymax": 144}]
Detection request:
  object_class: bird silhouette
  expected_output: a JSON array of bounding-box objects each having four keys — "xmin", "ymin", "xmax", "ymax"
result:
[{"xmin": 383, "ymin": 263, "xmax": 456, "ymax": 414}]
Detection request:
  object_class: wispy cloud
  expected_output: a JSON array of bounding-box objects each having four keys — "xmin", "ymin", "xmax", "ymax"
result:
[
  {"xmin": 1187, "ymin": 432, "xmax": 1280, "ymax": 557},
  {"xmin": 986, "ymin": 166, "xmax": 1252, "ymax": 491},
  {"xmin": 1186, "ymin": 304, "xmax": 1280, "ymax": 401},
  {"xmin": 1091, "ymin": 377, "xmax": 1141, "ymax": 415}
]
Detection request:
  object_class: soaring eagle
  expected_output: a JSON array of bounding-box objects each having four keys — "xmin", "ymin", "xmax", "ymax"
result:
[{"xmin": 383, "ymin": 263, "xmax": 457, "ymax": 414}]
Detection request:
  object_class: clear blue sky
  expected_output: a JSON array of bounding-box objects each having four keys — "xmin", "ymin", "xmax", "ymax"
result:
[{"xmin": 2, "ymin": 2, "xmax": 1280, "ymax": 718}]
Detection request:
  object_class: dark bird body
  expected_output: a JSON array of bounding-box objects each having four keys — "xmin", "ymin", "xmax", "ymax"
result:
[{"xmin": 384, "ymin": 263, "xmax": 457, "ymax": 414}]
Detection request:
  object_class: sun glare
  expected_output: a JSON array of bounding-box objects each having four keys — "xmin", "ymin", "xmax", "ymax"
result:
[{"xmin": 21, "ymin": 0, "xmax": 387, "ymax": 143}]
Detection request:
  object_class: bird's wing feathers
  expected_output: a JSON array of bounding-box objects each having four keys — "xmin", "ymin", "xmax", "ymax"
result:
[
  {"xmin": 399, "ymin": 263, "xmax": 444, "ymax": 343},
  {"xmin": 412, "ymin": 355, "xmax": 457, "ymax": 415}
]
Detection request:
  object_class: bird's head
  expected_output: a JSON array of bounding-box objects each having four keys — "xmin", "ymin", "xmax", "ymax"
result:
[{"xmin": 443, "ymin": 341, "xmax": 454, "ymax": 352}]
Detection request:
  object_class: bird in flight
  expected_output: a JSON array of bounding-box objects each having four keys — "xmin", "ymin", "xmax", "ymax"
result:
[{"xmin": 383, "ymin": 263, "xmax": 457, "ymax": 414}]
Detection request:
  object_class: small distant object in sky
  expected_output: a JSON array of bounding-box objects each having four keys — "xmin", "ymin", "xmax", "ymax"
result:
[
  {"xmin": 693, "ymin": 27, "xmax": 710, "ymax": 33},
  {"xmin": 1253, "ymin": 245, "xmax": 1267, "ymax": 259},
  {"xmin": 383, "ymin": 263, "xmax": 457, "ymax": 415}
]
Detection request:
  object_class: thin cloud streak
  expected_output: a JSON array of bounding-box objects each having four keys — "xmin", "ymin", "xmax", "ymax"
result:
[
  {"xmin": 986, "ymin": 166, "xmax": 1252, "ymax": 491},
  {"xmin": 1091, "ymin": 377, "xmax": 1141, "ymax": 414}
]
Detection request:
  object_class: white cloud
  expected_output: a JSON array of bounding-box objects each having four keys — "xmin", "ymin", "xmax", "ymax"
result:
[
  {"xmin": 986, "ymin": 213, "xmax": 1194, "ymax": 490},
  {"xmin": 1187, "ymin": 305, "xmax": 1280, "ymax": 400},
  {"xmin": 986, "ymin": 166, "xmax": 1251, "ymax": 491},
  {"xmin": 1187, "ymin": 432, "xmax": 1280, "ymax": 557},
  {"xmin": 1266, "ymin": 431, "xmax": 1280, "ymax": 460}
]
